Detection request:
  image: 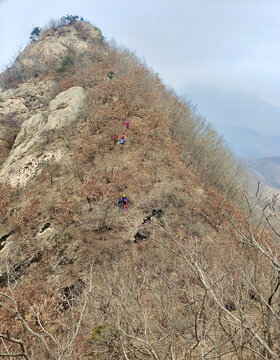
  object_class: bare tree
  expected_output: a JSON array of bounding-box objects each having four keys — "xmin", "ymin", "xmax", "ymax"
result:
[
  {"xmin": 0, "ymin": 261, "xmax": 93, "ymax": 359},
  {"xmin": 149, "ymin": 190, "xmax": 280, "ymax": 359},
  {"xmin": 0, "ymin": 330, "xmax": 30, "ymax": 359}
]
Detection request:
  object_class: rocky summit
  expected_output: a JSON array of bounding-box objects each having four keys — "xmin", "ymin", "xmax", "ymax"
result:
[{"xmin": 0, "ymin": 18, "xmax": 279, "ymax": 360}]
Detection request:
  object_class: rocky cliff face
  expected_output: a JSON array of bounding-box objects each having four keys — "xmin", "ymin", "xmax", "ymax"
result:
[
  {"xmin": 13, "ymin": 22, "xmax": 102, "ymax": 74},
  {"xmin": 0, "ymin": 20, "xmax": 104, "ymax": 178},
  {"xmin": 0, "ymin": 86, "xmax": 85, "ymax": 186}
]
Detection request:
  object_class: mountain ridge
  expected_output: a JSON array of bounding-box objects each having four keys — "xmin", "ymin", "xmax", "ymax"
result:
[{"xmin": 0, "ymin": 19, "xmax": 279, "ymax": 359}]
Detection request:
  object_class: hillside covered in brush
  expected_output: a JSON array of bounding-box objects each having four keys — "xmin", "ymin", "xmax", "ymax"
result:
[{"xmin": 0, "ymin": 17, "xmax": 280, "ymax": 360}]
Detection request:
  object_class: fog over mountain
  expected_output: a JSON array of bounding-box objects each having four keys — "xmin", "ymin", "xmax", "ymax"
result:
[
  {"xmin": 183, "ymin": 86, "xmax": 280, "ymax": 160},
  {"xmin": 249, "ymin": 156, "xmax": 280, "ymax": 189}
]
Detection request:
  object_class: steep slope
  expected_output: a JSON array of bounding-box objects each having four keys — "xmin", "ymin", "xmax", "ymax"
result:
[{"xmin": 0, "ymin": 20, "xmax": 279, "ymax": 360}]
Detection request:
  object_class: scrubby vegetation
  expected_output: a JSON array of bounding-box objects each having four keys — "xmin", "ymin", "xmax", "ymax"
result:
[
  {"xmin": 0, "ymin": 18, "xmax": 279, "ymax": 360},
  {"xmin": 56, "ymin": 55, "xmax": 75, "ymax": 73}
]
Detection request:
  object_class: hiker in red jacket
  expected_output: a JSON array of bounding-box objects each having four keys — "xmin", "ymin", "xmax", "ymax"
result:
[
  {"xmin": 125, "ymin": 121, "xmax": 130, "ymax": 130},
  {"xmin": 113, "ymin": 134, "xmax": 118, "ymax": 145}
]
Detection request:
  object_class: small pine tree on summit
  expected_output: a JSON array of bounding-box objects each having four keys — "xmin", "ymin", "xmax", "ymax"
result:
[
  {"xmin": 61, "ymin": 15, "xmax": 79, "ymax": 25},
  {"xmin": 30, "ymin": 27, "xmax": 41, "ymax": 43}
]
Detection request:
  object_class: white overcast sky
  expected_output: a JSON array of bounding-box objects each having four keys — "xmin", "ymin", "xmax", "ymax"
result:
[{"xmin": 0, "ymin": 0, "xmax": 280, "ymax": 106}]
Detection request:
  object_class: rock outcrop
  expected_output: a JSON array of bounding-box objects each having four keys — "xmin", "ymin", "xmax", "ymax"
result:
[
  {"xmin": 15, "ymin": 22, "xmax": 102, "ymax": 72},
  {"xmin": 0, "ymin": 80, "xmax": 59, "ymax": 117},
  {"xmin": 0, "ymin": 86, "xmax": 85, "ymax": 187}
]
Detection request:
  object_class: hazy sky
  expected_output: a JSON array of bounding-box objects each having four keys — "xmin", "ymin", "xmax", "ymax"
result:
[{"xmin": 0, "ymin": 0, "xmax": 280, "ymax": 106}]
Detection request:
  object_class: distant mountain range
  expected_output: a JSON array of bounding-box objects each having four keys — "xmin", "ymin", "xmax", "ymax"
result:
[
  {"xmin": 249, "ymin": 156, "xmax": 280, "ymax": 189},
  {"xmin": 236, "ymin": 156, "xmax": 280, "ymax": 193},
  {"xmin": 182, "ymin": 86, "xmax": 280, "ymax": 160}
]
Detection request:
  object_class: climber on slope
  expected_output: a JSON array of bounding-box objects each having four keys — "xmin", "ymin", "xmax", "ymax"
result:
[
  {"xmin": 125, "ymin": 121, "xmax": 130, "ymax": 130},
  {"xmin": 119, "ymin": 133, "xmax": 126, "ymax": 149},
  {"xmin": 121, "ymin": 194, "xmax": 128, "ymax": 211},
  {"xmin": 120, "ymin": 137, "xmax": 126, "ymax": 148},
  {"xmin": 113, "ymin": 134, "xmax": 118, "ymax": 145}
]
